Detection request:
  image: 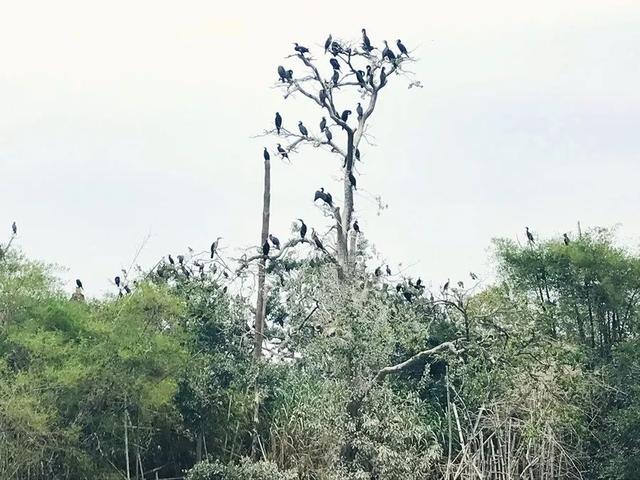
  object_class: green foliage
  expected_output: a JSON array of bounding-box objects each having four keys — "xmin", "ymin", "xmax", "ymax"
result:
[{"xmin": 186, "ymin": 458, "xmax": 296, "ymax": 480}]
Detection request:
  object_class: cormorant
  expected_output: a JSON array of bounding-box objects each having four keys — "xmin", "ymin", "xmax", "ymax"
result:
[
  {"xmin": 277, "ymin": 65, "xmax": 287, "ymax": 82},
  {"xmin": 375, "ymin": 266, "xmax": 382, "ymax": 276},
  {"xmin": 115, "ymin": 276, "xmax": 121, "ymax": 287},
  {"xmin": 443, "ymin": 279, "xmax": 450, "ymax": 291},
  {"xmin": 222, "ymin": 286, "xmax": 228, "ymax": 293},
  {"xmin": 311, "ymin": 229, "xmax": 325, "ymax": 250},
  {"xmin": 355, "ymin": 70, "xmax": 366, "ymax": 87},
  {"xmin": 355, "ymin": 148, "xmax": 361, "ymax": 161},
  {"xmin": 458, "ymin": 281, "xmax": 464, "ymax": 288},
  {"xmin": 356, "ymin": 102, "xmax": 363, "ymax": 119},
  {"xmin": 275, "ymin": 112, "xmax": 282, "ymax": 134},
  {"xmin": 416, "ymin": 278, "xmax": 423, "ymax": 287},
  {"xmin": 298, "ymin": 219, "xmax": 307, "ymax": 239},
  {"xmin": 223, "ymin": 270, "xmax": 229, "ymax": 279},
  {"xmin": 177, "ymin": 255, "xmax": 184, "ymax": 265},
  {"xmin": 277, "ymin": 144, "xmax": 289, "ymax": 160},
  {"xmin": 396, "ymin": 39, "xmax": 409, "ymax": 56},
  {"xmin": 262, "ymin": 240, "xmax": 270, "ymax": 256},
  {"xmin": 396, "ymin": 283, "xmax": 403, "ymax": 292},
  {"xmin": 563, "ymin": 233, "xmax": 570, "ymax": 245},
  {"xmin": 348, "ymin": 172, "xmax": 357, "ymax": 190},
  {"xmin": 263, "ymin": 147, "xmax": 270, "ymax": 161},
  {"xmin": 298, "ymin": 121, "xmax": 308, "ymax": 137},
  {"xmin": 382, "ymin": 40, "xmax": 396, "ymax": 61},
  {"xmin": 386, "ymin": 265, "xmax": 391, "ymax": 276},
  {"xmin": 353, "ymin": 220, "xmax": 360, "ymax": 233},
  {"xmin": 168, "ymin": 254, "xmax": 175, "ymax": 265},
  {"xmin": 324, "ymin": 191, "xmax": 333, "ymax": 206},
  {"xmin": 269, "ymin": 234, "xmax": 281, "ymax": 249},
  {"xmin": 403, "ymin": 290, "xmax": 413, "ymax": 302},
  {"xmin": 210, "ymin": 237, "xmax": 221, "ymax": 259},
  {"xmin": 379, "ymin": 67, "xmax": 387, "ymax": 87},
  {"xmin": 124, "ymin": 285, "xmax": 131, "ymax": 294},
  {"xmin": 324, "ymin": 34, "xmax": 332, "ymax": 54},
  {"xmin": 325, "ymin": 128, "xmax": 333, "ymax": 142},
  {"xmin": 294, "ymin": 43, "xmax": 309, "ymax": 55},
  {"xmin": 469, "ymin": 272, "xmax": 478, "ymax": 280},
  {"xmin": 314, "ymin": 187, "xmax": 326, "ymax": 202},
  {"xmin": 341, "ymin": 110, "xmax": 352, "ymax": 122},
  {"xmin": 332, "ymin": 70, "xmax": 339, "ymax": 86},
  {"xmin": 286, "ymin": 70, "xmax": 294, "ymax": 82},
  {"xmin": 11, "ymin": 221, "xmax": 17, "ymax": 235},
  {"xmin": 329, "ymin": 58, "xmax": 340, "ymax": 70},
  {"xmin": 320, "ymin": 117, "xmax": 327, "ymax": 131},
  {"xmin": 526, "ymin": 227, "xmax": 535, "ymax": 244},
  {"xmin": 361, "ymin": 28, "xmax": 373, "ymax": 53},
  {"xmin": 76, "ymin": 279, "xmax": 83, "ymax": 289},
  {"xmin": 330, "ymin": 42, "xmax": 343, "ymax": 56},
  {"xmin": 319, "ymin": 89, "xmax": 327, "ymax": 105},
  {"xmin": 365, "ymin": 65, "xmax": 372, "ymax": 81}
]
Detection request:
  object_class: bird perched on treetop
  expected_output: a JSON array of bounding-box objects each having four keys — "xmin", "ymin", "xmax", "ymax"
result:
[
  {"xmin": 526, "ymin": 227, "xmax": 535, "ymax": 244},
  {"xmin": 269, "ymin": 234, "xmax": 281, "ymax": 249},
  {"xmin": 324, "ymin": 34, "xmax": 332, "ymax": 54},
  {"xmin": 262, "ymin": 240, "xmax": 270, "ymax": 256},
  {"xmin": 563, "ymin": 233, "xmax": 570, "ymax": 246},
  {"xmin": 311, "ymin": 229, "xmax": 325, "ymax": 251},
  {"xmin": 325, "ymin": 128, "xmax": 333, "ymax": 142},
  {"xmin": 298, "ymin": 121, "xmax": 308, "ymax": 137},
  {"xmin": 329, "ymin": 58, "xmax": 340, "ymax": 70},
  {"xmin": 353, "ymin": 220, "xmax": 360, "ymax": 233},
  {"xmin": 177, "ymin": 255, "xmax": 184, "ymax": 265},
  {"xmin": 298, "ymin": 219, "xmax": 307, "ymax": 239},
  {"xmin": 382, "ymin": 40, "xmax": 396, "ymax": 61},
  {"xmin": 115, "ymin": 276, "xmax": 121, "ymax": 287},
  {"xmin": 396, "ymin": 39, "xmax": 409, "ymax": 56},
  {"xmin": 76, "ymin": 279, "xmax": 84, "ymax": 289},
  {"xmin": 443, "ymin": 279, "xmax": 450, "ymax": 291},
  {"xmin": 320, "ymin": 117, "xmax": 327, "ymax": 132},
  {"xmin": 263, "ymin": 147, "xmax": 270, "ymax": 161},
  {"xmin": 355, "ymin": 70, "xmax": 366, "ymax": 87},
  {"xmin": 11, "ymin": 221, "xmax": 17, "ymax": 235},
  {"xmin": 275, "ymin": 112, "xmax": 282, "ymax": 134},
  {"xmin": 374, "ymin": 266, "xmax": 382, "ymax": 276},
  {"xmin": 341, "ymin": 110, "xmax": 352, "ymax": 122},
  {"xmin": 386, "ymin": 265, "xmax": 391, "ymax": 276},
  {"xmin": 277, "ymin": 144, "xmax": 288, "ymax": 160},
  {"xmin": 361, "ymin": 28, "xmax": 373, "ymax": 53},
  {"xmin": 294, "ymin": 43, "xmax": 309, "ymax": 55},
  {"xmin": 210, "ymin": 237, "xmax": 222, "ymax": 259},
  {"xmin": 168, "ymin": 254, "xmax": 175, "ymax": 265},
  {"xmin": 277, "ymin": 65, "xmax": 288, "ymax": 82},
  {"xmin": 348, "ymin": 173, "xmax": 357, "ymax": 190}
]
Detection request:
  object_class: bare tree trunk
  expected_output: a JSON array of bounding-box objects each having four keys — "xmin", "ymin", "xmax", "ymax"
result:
[
  {"xmin": 253, "ymin": 155, "xmax": 271, "ymax": 359},
  {"xmin": 124, "ymin": 406, "xmax": 131, "ymax": 480}
]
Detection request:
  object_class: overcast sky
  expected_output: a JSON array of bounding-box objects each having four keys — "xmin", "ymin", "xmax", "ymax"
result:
[{"xmin": 1, "ymin": 0, "xmax": 639, "ymax": 297}]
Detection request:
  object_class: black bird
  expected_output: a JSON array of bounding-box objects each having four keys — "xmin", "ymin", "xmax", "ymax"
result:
[
  {"xmin": 177, "ymin": 255, "xmax": 184, "ymax": 265},
  {"xmin": 76, "ymin": 279, "xmax": 83, "ymax": 289},
  {"xmin": 526, "ymin": 227, "xmax": 535, "ymax": 244},
  {"xmin": 311, "ymin": 229, "xmax": 325, "ymax": 251},
  {"xmin": 457, "ymin": 281, "xmax": 465, "ymax": 288},
  {"xmin": 356, "ymin": 102, "xmax": 363, "ymax": 119},
  {"xmin": 324, "ymin": 191, "xmax": 333, "ymax": 206},
  {"xmin": 115, "ymin": 276, "xmax": 121, "ymax": 287},
  {"xmin": 294, "ymin": 43, "xmax": 309, "ymax": 55},
  {"xmin": 382, "ymin": 40, "xmax": 396, "ymax": 61},
  {"xmin": 168, "ymin": 254, "xmax": 175, "ymax": 265},
  {"xmin": 269, "ymin": 234, "xmax": 281, "ymax": 249},
  {"xmin": 348, "ymin": 172, "xmax": 357, "ymax": 190},
  {"xmin": 298, "ymin": 219, "xmax": 307, "ymax": 239},
  {"xmin": 563, "ymin": 233, "xmax": 570, "ymax": 246},
  {"xmin": 320, "ymin": 117, "xmax": 327, "ymax": 131},
  {"xmin": 330, "ymin": 41, "xmax": 343, "ymax": 56},
  {"xmin": 277, "ymin": 65, "xmax": 287, "ymax": 82},
  {"xmin": 443, "ymin": 279, "xmax": 450, "ymax": 292},
  {"xmin": 124, "ymin": 285, "xmax": 131, "ymax": 294},
  {"xmin": 396, "ymin": 39, "xmax": 409, "ymax": 56},
  {"xmin": 319, "ymin": 89, "xmax": 327, "ymax": 105},
  {"xmin": 361, "ymin": 28, "xmax": 373, "ymax": 52},
  {"xmin": 210, "ymin": 237, "xmax": 221, "ymax": 259},
  {"xmin": 365, "ymin": 65, "xmax": 372, "ymax": 81},
  {"xmin": 403, "ymin": 290, "xmax": 413, "ymax": 302},
  {"xmin": 355, "ymin": 70, "xmax": 366, "ymax": 87},
  {"xmin": 386, "ymin": 265, "xmax": 391, "ymax": 276},
  {"xmin": 262, "ymin": 240, "xmax": 270, "ymax": 256},
  {"xmin": 11, "ymin": 221, "xmax": 17, "ymax": 235},
  {"xmin": 263, "ymin": 147, "xmax": 271, "ymax": 161},
  {"xmin": 375, "ymin": 266, "xmax": 382, "ymax": 276},
  {"xmin": 277, "ymin": 143, "xmax": 289, "ymax": 160},
  {"xmin": 223, "ymin": 270, "xmax": 229, "ymax": 279},
  {"xmin": 341, "ymin": 110, "xmax": 352, "ymax": 122},
  {"xmin": 355, "ymin": 148, "xmax": 361, "ymax": 161},
  {"xmin": 275, "ymin": 112, "xmax": 282, "ymax": 134},
  {"xmin": 329, "ymin": 58, "xmax": 340, "ymax": 70},
  {"xmin": 396, "ymin": 283, "xmax": 403, "ymax": 292},
  {"xmin": 314, "ymin": 187, "xmax": 326, "ymax": 202},
  {"xmin": 379, "ymin": 67, "xmax": 387, "ymax": 87},
  {"xmin": 353, "ymin": 220, "xmax": 360, "ymax": 233},
  {"xmin": 325, "ymin": 128, "xmax": 333, "ymax": 142},
  {"xmin": 298, "ymin": 121, "xmax": 308, "ymax": 137},
  {"xmin": 332, "ymin": 70, "xmax": 340, "ymax": 86},
  {"xmin": 324, "ymin": 34, "xmax": 332, "ymax": 54},
  {"xmin": 470, "ymin": 272, "xmax": 478, "ymax": 280},
  {"xmin": 286, "ymin": 69, "xmax": 294, "ymax": 82}
]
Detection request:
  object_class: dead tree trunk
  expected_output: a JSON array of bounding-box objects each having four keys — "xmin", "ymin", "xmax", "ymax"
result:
[{"xmin": 253, "ymin": 155, "xmax": 271, "ymax": 359}]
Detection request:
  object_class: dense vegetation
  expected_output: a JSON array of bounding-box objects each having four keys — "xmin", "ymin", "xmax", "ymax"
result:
[{"xmin": 1, "ymin": 228, "xmax": 640, "ymax": 479}]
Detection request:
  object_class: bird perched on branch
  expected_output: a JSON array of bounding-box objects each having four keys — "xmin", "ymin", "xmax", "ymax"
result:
[
  {"xmin": 275, "ymin": 112, "xmax": 282, "ymax": 134},
  {"xmin": 298, "ymin": 219, "xmax": 307, "ymax": 239},
  {"xmin": 298, "ymin": 121, "xmax": 308, "ymax": 137},
  {"xmin": 76, "ymin": 279, "xmax": 84, "ymax": 290},
  {"xmin": 277, "ymin": 144, "xmax": 288, "ymax": 160},
  {"xmin": 332, "ymin": 70, "xmax": 340, "ymax": 87},
  {"xmin": 168, "ymin": 254, "xmax": 175, "ymax": 265},
  {"xmin": 262, "ymin": 240, "xmax": 270, "ymax": 256},
  {"xmin": 386, "ymin": 265, "xmax": 392, "ymax": 276},
  {"xmin": 330, "ymin": 41, "xmax": 343, "ymax": 56},
  {"xmin": 329, "ymin": 58, "xmax": 340, "ymax": 70},
  {"xmin": 263, "ymin": 147, "xmax": 270, "ymax": 161},
  {"xmin": 348, "ymin": 173, "xmax": 357, "ymax": 190},
  {"xmin": 294, "ymin": 43, "xmax": 309, "ymax": 55},
  {"xmin": 269, "ymin": 234, "xmax": 281, "ymax": 249},
  {"xmin": 355, "ymin": 148, "xmax": 361, "ymax": 161},
  {"xmin": 353, "ymin": 220, "xmax": 360, "ymax": 234},
  {"xmin": 526, "ymin": 227, "xmax": 535, "ymax": 245},
  {"xmin": 356, "ymin": 103, "xmax": 363, "ymax": 119},
  {"xmin": 177, "ymin": 255, "xmax": 184, "ymax": 265},
  {"xmin": 443, "ymin": 279, "xmax": 450, "ymax": 292},
  {"xmin": 355, "ymin": 70, "xmax": 366, "ymax": 87},
  {"xmin": 382, "ymin": 40, "xmax": 396, "ymax": 61},
  {"xmin": 124, "ymin": 285, "xmax": 131, "ymax": 294},
  {"xmin": 563, "ymin": 233, "xmax": 570, "ymax": 246},
  {"xmin": 396, "ymin": 39, "xmax": 409, "ymax": 56},
  {"xmin": 277, "ymin": 65, "xmax": 288, "ymax": 82},
  {"xmin": 361, "ymin": 28, "xmax": 374, "ymax": 53},
  {"xmin": 469, "ymin": 272, "xmax": 478, "ymax": 280},
  {"xmin": 320, "ymin": 117, "xmax": 327, "ymax": 132},
  {"xmin": 325, "ymin": 128, "xmax": 332, "ymax": 142},
  {"xmin": 374, "ymin": 266, "xmax": 382, "ymax": 276},
  {"xmin": 319, "ymin": 89, "xmax": 327, "ymax": 105},
  {"xmin": 324, "ymin": 34, "xmax": 332, "ymax": 54},
  {"xmin": 379, "ymin": 67, "xmax": 387, "ymax": 87},
  {"xmin": 11, "ymin": 221, "xmax": 17, "ymax": 235},
  {"xmin": 115, "ymin": 276, "xmax": 121, "ymax": 287},
  {"xmin": 311, "ymin": 229, "xmax": 325, "ymax": 251},
  {"xmin": 341, "ymin": 110, "xmax": 352, "ymax": 122},
  {"xmin": 210, "ymin": 237, "xmax": 221, "ymax": 259},
  {"xmin": 314, "ymin": 187, "xmax": 333, "ymax": 207},
  {"xmin": 286, "ymin": 69, "xmax": 293, "ymax": 82}
]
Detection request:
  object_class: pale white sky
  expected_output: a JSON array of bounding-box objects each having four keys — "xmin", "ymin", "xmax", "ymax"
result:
[{"xmin": 1, "ymin": 0, "xmax": 639, "ymax": 296}]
